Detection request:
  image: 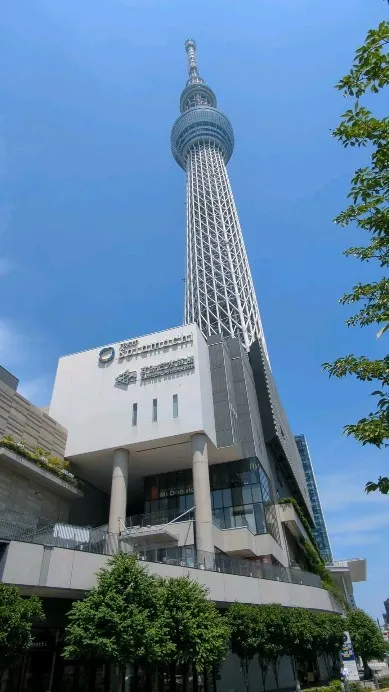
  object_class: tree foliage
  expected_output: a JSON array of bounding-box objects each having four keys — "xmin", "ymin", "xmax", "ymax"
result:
[
  {"xmin": 323, "ymin": 21, "xmax": 389, "ymax": 482},
  {"xmin": 227, "ymin": 603, "xmax": 344, "ymax": 691},
  {"xmin": 64, "ymin": 553, "xmax": 229, "ymax": 687},
  {"xmin": 161, "ymin": 576, "xmax": 229, "ymax": 672},
  {"xmin": 63, "ymin": 554, "xmax": 173, "ymax": 671},
  {"xmin": 227, "ymin": 603, "xmax": 262, "ymax": 692},
  {"xmin": 346, "ymin": 608, "xmax": 388, "ymax": 671},
  {"xmin": 0, "ymin": 583, "xmax": 43, "ymax": 675},
  {"xmin": 255, "ymin": 604, "xmax": 287, "ymax": 692}
]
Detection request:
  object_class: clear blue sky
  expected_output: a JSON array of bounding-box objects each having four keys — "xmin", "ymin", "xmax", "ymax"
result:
[{"xmin": 1, "ymin": 0, "xmax": 387, "ymax": 620}]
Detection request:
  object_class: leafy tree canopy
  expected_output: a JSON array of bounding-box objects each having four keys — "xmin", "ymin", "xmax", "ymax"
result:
[
  {"xmin": 0, "ymin": 583, "xmax": 43, "ymax": 674},
  {"xmin": 227, "ymin": 603, "xmax": 264, "ymax": 692},
  {"xmin": 161, "ymin": 575, "xmax": 229, "ymax": 672},
  {"xmin": 255, "ymin": 604, "xmax": 287, "ymax": 692},
  {"xmin": 64, "ymin": 553, "xmax": 229, "ymax": 683},
  {"xmin": 311, "ymin": 612, "xmax": 345, "ymax": 661},
  {"xmin": 323, "ymin": 20, "xmax": 389, "ymax": 491},
  {"xmin": 63, "ymin": 553, "xmax": 173, "ymax": 669},
  {"xmin": 346, "ymin": 608, "xmax": 388, "ymax": 666}
]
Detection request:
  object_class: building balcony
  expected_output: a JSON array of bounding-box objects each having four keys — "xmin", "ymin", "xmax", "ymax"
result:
[
  {"xmin": 212, "ymin": 521, "xmax": 286, "ymax": 565},
  {"xmin": 121, "ymin": 508, "xmax": 195, "ymax": 549},
  {"xmin": 278, "ymin": 502, "xmax": 310, "ymax": 542},
  {"xmin": 0, "ymin": 445, "xmax": 82, "ymax": 499},
  {"xmin": 0, "ymin": 517, "xmax": 333, "ymax": 611},
  {"xmin": 329, "ymin": 558, "xmax": 366, "ymax": 582}
]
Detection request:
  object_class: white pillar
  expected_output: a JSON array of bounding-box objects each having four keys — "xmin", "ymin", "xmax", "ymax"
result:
[
  {"xmin": 191, "ymin": 433, "xmax": 214, "ymax": 556},
  {"xmin": 108, "ymin": 448, "xmax": 129, "ymax": 535}
]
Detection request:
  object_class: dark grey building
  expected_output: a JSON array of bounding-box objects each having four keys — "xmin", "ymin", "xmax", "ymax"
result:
[{"xmin": 295, "ymin": 434, "xmax": 333, "ymax": 564}]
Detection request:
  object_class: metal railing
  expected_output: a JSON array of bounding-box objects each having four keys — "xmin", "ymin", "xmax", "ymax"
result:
[
  {"xmin": 0, "ymin": 509, "xmax": 321, "ymax": 589},
  {"xmin": 126, "ymin": 507, "xmax": 195, "ymax": 528}
]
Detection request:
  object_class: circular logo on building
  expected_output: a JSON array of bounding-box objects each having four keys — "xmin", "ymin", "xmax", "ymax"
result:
[{"xmin": 99, "ymin": 346, "xmax": 115, "ymax": 364}]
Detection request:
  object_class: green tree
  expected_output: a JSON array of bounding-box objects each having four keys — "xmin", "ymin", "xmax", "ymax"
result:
[
  {"xmin": 346, "ymin": 608, "xmax": 389, "ymax": 678},
  {"xmin": 63, "ymin": 553, "xmax": 173, "ymax": 691},
  {"xmin": 227, "ymin": 603, "xmax": 262, "ymax": 692},
  {"xmin": 0, "ymin": 583, "xmax": 43, "ymax": 679},
  {"xmin": 312, "ymin": 612, "xmax": 345, "ymax": 677},
  {"xmin": 282, "ymin": 607, "xmax": 318, "ymax": 690},
  {"xmin": 323, "ymin": 20, "xmax": 389, "ymax": 491},
  {"xmin": 256, "ymin": 604, "xmax": 287, "ymax": 692},
  {"xmin": 162, "ymin": 576, "xmax": 229, "ymax": 689}
]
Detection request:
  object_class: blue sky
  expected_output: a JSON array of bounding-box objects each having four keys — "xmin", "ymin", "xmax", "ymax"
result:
[{"xmin": 1, "ymin": 0, "xmax": 387, "ymax": 619}]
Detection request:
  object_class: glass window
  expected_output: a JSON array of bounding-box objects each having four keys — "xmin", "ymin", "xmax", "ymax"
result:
[
  {"xmin": 209, "ymin": 466, "xmax": 221, "ymax": 490},
  {"xmin": 242, "ymin": 486, "xmax": 253, "ymax": 504},
  {"xmin": 251, "ymin": 483, "xmax": 262, "ymax": 503},
  {"xmin": 159, "ymin": 497, "xmax": 168, "ymax": 511},
  {"xmin": 176, "ymin": 471, "xmax": 185, "ymax": 493},
  {"xmin": 167, "ymin": 496, "xmax": 178, "ymax": 510},
  {"xmin": 254, "ymin": 503, "xmax": 266, "ymax": 534},
  {"xmin": 231, "ymin": 487, "xmax": 243, "ymax": 506},
  {"xmin": 222, "ymin": 488, "xmax": 232, "ymax": 507},
  {"xmin": 178, "ymin": 494, "xmax": 186, "ymax": 511},
  {"xmin": 132, "ymin": 403, "xmax": 138, "ymax": 426},
  {"xmin": 173, "ymin": 394, "xmax": 178, "ymax": 418},
  {"xmin": 152, "ymin": 398, "xmax": 157, "ymax": 422},
  {"xmin": 150, "ymin": 500, "xmax": 159, "ymax": 514},
  {"xmin": 260, "ymin": 468, "xmax": 271, "ymax": 501},
  {"xmin": 224, "ymin": 506, "xmax": 234, "ymax": 529},
  {"xmin": 244, "ymin": 505, "xmax": 256, "ymax": 534},
  {"xmin": 239, "ymin": 470, "xmax": 251, "ymax": 486},
  {"xmin": 265, "ymin": 504, "xmax": 280, "ymax": 544},
  {"xmin": 144, "ymin": 501, "xmax": 151, "ymax": 514},
  {"xmin": 185, "ymin": 494, "xmax": 194, "ymax": 510},
  {"xmin": 167, "ymin": 471, "xmax": 177, "ymax": 491},
  {"xmin": 185, "ymin": 469, "xmax": 193, "ymax": 493},
  {"xmin": 250, "ymin": 468, "xmax": 260, "ymax": 484},
  {"xmin": 233, "ymin": 506, "xmax": 246, "ymax": 528},
  {"xmin": 213, "ymin": 508, "xmax": 225, "ymax": 529},
  {"xmin": 212, "ymin": 490, "xmax": 223, "ymax": 509}
]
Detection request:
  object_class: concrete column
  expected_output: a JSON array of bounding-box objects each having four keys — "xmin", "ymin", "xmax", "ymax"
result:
[
  {"xmin": 191, "ymin": 433, "xmax": 214, "ymax": 557},
  {"xmin": 108, "ymin": 448, "xmax": 129, "ymax": 535}
]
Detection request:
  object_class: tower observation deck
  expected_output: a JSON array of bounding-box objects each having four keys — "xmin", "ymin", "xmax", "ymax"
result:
[{"xmin": 171, "ymin": 39, "xmax": 269, "ymax": 358}]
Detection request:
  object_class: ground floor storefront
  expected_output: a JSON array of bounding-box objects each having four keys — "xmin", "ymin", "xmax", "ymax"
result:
[
  {"xmin": 0, "ymin": 634, "xmax": 217, "ymax": 692},
  {"xmin": 0, "ymin": 598, "xmax": 332, "ymax": 692}
]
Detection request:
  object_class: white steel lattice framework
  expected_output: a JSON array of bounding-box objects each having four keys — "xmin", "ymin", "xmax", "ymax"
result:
[{"xmin": 171, "ymin": 40, "xmax": 269, "ymax": 359}]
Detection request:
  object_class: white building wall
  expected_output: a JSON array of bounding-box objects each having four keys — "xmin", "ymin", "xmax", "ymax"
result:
[{"xmin": 49, "ymin": 324, "xmax": 216, "ymax": 458}]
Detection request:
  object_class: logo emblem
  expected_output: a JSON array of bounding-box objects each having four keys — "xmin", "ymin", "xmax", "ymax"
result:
[{"xmin": 99, "ymin": 346, "xmax": 115, "ymax": 364}]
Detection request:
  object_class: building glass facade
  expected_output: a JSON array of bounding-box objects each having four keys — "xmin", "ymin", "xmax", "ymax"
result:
[
  {"xmin": 144, "ymin": 457, "xmax": 280, "ymax": 545},
  {"xmin": 294, "ymin": 434, "xmax": 333, "ymax": 563}
]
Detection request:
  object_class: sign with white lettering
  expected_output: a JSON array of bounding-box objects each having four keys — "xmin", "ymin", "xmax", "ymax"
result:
[
  {"xmin": 119, "ymin": 333, "xmax": 193, "ymax": 360},
  {"xmin": 141, "ymin": 355, "xmax": 194, "ymax": 381}
]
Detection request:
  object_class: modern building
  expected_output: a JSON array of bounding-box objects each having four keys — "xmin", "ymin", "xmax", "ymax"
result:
[
  {"xmin": 384, "ymin": 598, "xmax": 389, "ymax": 627},
  {"xmin": 295, "ymin": 433, "xmax": 333, "ymax": 563},
  {"xmin": 0, "ymin": 41, "xmax": 359, "ymax": 691}
]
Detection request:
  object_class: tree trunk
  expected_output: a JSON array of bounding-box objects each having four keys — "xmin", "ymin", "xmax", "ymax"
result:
[
  {"xmin": 290, "ymin": 656, "xmax": 300, "ymax": 692},
  {"xmin": 183, "ymin": 662, "xmax": 189, "ymax": 692},
  {"xmin": 363, "ymin": 658, "xmax": 370, "ymax": 680},
  {"xmin": 259, "ymin": 661, "xmax": 268, "ymax": 692},
  {"xmin": 193, "ymin": 665, "xmax": 198, "ymax": 692},
  {"xmin": 241, "ymin": 659, "xmax": 250, "ymax": 692},
  {"xmin": 272, "ymin": 661, "xmax": 280, "ymax": 692},
  {"xmin": 204, "ymin": 667, "xmax": 209, "ymax": 692},
  {"xmin": 171, "ymin": 662, "xmax": 177, "ymax": 692}
]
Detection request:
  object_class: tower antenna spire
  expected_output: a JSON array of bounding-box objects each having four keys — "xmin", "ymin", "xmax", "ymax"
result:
[
  {"xmin": 171, "ymin": 39, "xmax": 270, "ymax": 361},
  {"xmin": 185, "ymin": 39, "xmax": 204, "ymax": 85}
]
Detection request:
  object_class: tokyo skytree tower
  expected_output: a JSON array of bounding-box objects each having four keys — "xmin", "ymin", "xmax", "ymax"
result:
[{"xmin": 171, "ymin": 40, "xmax": 269, "ymax": 358}]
